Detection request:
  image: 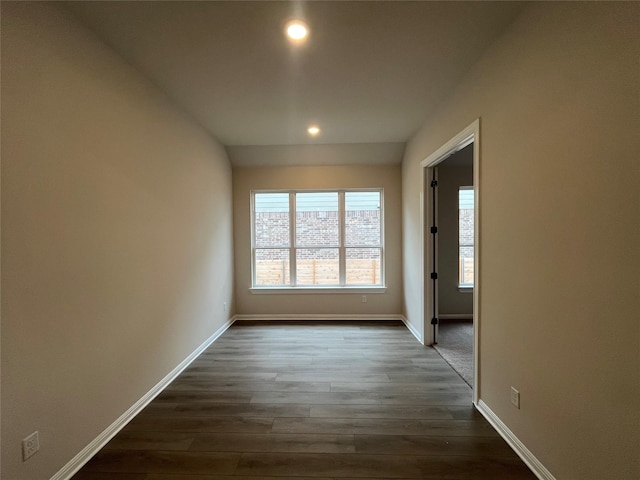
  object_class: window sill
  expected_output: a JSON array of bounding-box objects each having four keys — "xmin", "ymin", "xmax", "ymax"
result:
[
  {"xmin": 250, "ymin": 286, "xmax": 387, "ymax": 295},
  {"xmin": 458, "ymin": 285, "xmax": 474, "ymax": 293}
]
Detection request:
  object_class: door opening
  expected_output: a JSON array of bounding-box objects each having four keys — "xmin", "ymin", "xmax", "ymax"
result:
[{"xmin": 421, "ymin": 119, "xmax": 480, "ymax": 405}]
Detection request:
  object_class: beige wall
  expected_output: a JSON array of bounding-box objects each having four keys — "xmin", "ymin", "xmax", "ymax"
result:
[
  {"xmin": 233, "ymin": 164, "xmax": 402, "ymax": 316},
  {"xmin": 1, "ymin": 3, "xmax": 234, "ymax": 479},
  {"xmin": 437, "ymin": 165, "xmax": 473, "ymax": 316},
  {"xmin": 402, "ymin": 3, "xmax": 639, "ymax": 479}
]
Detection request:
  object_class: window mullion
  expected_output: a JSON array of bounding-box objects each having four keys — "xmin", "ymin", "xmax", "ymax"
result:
[
  {"xmin": 339, "ymin": 191, "xmax": 346, "ymax": 286},
  {"xmin": 290, "ymin": 192, "xmax": 296, "ymax": 286}
]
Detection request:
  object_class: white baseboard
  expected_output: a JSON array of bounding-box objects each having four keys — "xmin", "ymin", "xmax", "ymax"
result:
[
  {"xmin": 400, "ymin": 315, "xmax": 423, "ymax": 344},
  {"xmin": 233, "ymin": 313, "xmax": 405, "ymax": 322},
  {"xmin": 51, "ymin": 316, "xmax": 236, "ymax": 480},
  {"xmin": 476, "ymin": 400, "xmax": 556, "ymax": 480},
  {"xmin": 439, "ymin": 313, "xmax": 473, "ymax": 320}
]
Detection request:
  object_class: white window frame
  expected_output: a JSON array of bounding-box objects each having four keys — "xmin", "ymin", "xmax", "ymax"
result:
[
  {"xmin": 250, "ymin": 189, "xmax": 386, "ymax": 294},
  {"xmin": 458, "ymin": 186, "xmax": 474, "ymax": 291}
]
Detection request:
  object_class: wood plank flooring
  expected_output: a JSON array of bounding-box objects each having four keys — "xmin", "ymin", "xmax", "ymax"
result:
[{"xmin": 73, "ymin": 321, "xmax": 536, "ymax": 479}]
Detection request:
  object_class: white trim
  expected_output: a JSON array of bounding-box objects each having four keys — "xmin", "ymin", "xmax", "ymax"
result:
[
  {"xmin": 438, "ymin": 313, "xmax": 473, "ymax": 320},
  {"xmin": 419, "ymin": 123, "xmax": 477, "ymax": 168},
  {"xmin": 476, "ymin": 400, "xmax": 556, "ymax": 480},
  {"xmin": 233, "ymin": 313, "xmax": 404, "ymax": 322},
  {"xmin": 472, "ymin": 132, "xmax": 481, "ymax": 407},
  {"xmin": 250, "ymin": 286, "xmax": 386, "ymax": 295},
  {"xmin": 419, "ymin": 118, "xmax": 480, "ymax": 406},
  {"xmin": 51, "ymin": 316, "xmax": 236, "ymax": 480},
  {"xmin": 401, "ymin": 315, "xmax": 423, "ymax": 344}
]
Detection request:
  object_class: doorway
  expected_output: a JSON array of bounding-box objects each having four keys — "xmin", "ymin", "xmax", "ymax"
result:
[{"xmin": 421, "ymin": 119, "xmax": 479, "ymax": 404}]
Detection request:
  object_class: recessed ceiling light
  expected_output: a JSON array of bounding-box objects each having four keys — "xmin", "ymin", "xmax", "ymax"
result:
[
  {"xmin": 308, "ymin": 126, "xmax": 320, "ymax": 136},
  {"xmin": 285, "ymin": 19, "xmax": 309, "ymax": 42}
]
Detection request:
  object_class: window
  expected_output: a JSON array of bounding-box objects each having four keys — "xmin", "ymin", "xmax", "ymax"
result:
[
  {"xmin": 252, "ymin": 190, "xmax": 383, "ymax": 289},
  {"xmin": 458, "ymin": 187, "xmax": 474, "ymax": 288}
]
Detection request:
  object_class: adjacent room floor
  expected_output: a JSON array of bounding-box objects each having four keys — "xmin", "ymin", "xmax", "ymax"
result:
[
  {"xmin": 73, "ymin": 321, "xmax": 535, "ymax": 479},
  {"xmin": 433, "ymin": 320, "xmax": 474, "ymax": 387}
]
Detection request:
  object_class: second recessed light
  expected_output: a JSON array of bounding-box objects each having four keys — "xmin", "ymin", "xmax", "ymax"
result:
[
  {"xmin": 308, "ymin": 126, "xmax": 320, "ymax": 136},
  {"xmin": 285, "ymin": 19, "xmax": 309, "ymax": 42}
]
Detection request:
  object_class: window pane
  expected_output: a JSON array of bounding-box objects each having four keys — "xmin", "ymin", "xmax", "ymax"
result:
[
  {"xmin": 459, "ymin": 188, "xmax": 474, "ymax": 286},
  {"xmin": 254, "ymin": 193, "xmax": 290, "ymax": 247},
  {"xmin": 255, "ymin": 249, "xmax": 290, "ymax": 286},
  {"xmin": 345, "ymin": 191, "xmax": 381, "ymax": 246},
  {"xmin": 459, "ymin": 248, "xmax": 474, "ymax": 285},
  {"xmin": 296, "ymin": 248, "xmax": 339, "ymax": 285},
  {"xmin": 295, "ymin": 192, "xmax": 339, "ymax": 247},
  {"xmin": 346, "ymin": 248, "xmax": 381, "ymax": 285}
]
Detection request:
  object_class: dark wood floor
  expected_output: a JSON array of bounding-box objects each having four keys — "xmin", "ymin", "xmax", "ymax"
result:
[{"xmin": 73, "ymin": 321, "xmax": 536, "ymax": 479}]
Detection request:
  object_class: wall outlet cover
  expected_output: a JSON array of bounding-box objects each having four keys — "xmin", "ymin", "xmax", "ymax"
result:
[
  {"xmin": 510, "ymin": 387, "xmax": 520, "ymax": 409},
  {"xmin": 22, "ymin": 431, "xmax": 40, "ymax": 461}
]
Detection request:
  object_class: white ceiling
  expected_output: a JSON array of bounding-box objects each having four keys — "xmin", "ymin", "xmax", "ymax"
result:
[{"xmin": 63, "ymin": 1, "xmax": 524, "ymax": 164}]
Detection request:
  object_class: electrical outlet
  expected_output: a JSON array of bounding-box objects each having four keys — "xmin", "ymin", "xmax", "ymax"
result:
[
  {"xmin": 361, "ymin": 295, "xmax": 367, "ymax": 303},
  {"xmin": 22, "ymin": 431, "xmax": 39, "ymax": 461},
  {"xmin": 223, "ymin": 302, "xmax": 228, "ymax": 312},
  {"xmin": 510, "ymin": 387, "xmax": 520, "ymax": 409}
]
